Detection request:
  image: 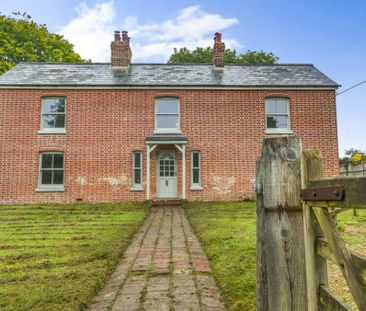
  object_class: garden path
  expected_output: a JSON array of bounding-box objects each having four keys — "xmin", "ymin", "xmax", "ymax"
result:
[{"xmin": 89, "ymin": 205, "xmax": 226, "ymax": 311}]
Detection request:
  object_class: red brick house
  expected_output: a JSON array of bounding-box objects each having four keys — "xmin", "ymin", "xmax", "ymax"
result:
[{"xmin": 0, "ymin": 32, "xmax": 339, "ymax": 203}]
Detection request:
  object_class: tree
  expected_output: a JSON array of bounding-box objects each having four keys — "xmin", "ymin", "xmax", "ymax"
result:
[
  {"xmin": 0, "ymin": 12, "xmax": 86, "ymax": 75},
  {"xmin": 167, "ymin": 46, "xmax": 278, "ymax": 65},
  {"xmin": 340, "ymin": 148, "xmax": 366, "ymax": 165}
]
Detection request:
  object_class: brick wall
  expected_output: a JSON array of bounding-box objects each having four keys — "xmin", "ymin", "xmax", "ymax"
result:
[{"xmin": 0, "ymin": 88, "xmax": 339, "ymax": 203}]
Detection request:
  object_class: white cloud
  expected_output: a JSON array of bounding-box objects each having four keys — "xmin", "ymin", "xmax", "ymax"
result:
[
  {"xmin": 59, "ymin": 2, "xmax": 240, "ymax": 62},
  {"xmin": 58, "ymin": 1, "xmax": 115, "ymax": 62}
]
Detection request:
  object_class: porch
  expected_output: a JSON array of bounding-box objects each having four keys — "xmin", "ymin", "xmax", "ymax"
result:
[{"xmin": 145, "ymin": 134, "xmax": 188, "ymax": 201}]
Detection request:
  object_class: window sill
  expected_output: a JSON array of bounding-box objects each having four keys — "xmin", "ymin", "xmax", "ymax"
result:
[
  {"xmin": 190, "ymin": 185, "xmax": 203, "ymax": 191},
  {"xmin": 265, "ymin": 129, "xmax": 293, "ymax": 135},
  {"xmin": 38, "ymin": 129, "xmax": 66, "ymax": 135},
  {"xmin": 35, "ymin": 187, "xmax": 65, "ymax": 192},
  {"xmin": 154, "ymin": 130, "xmax": 181, "ymax": 134},
  {"xmin": 131, "ymin": 186, "xmax": 144, "ymax": 191}
]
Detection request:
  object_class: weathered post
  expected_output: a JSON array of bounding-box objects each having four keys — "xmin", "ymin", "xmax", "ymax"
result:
[
  {"xmin": 301, "ymin": 150, "xmax": 328, "ymax": 311},
  {"xmin": 256, "ymin": 136, "xmax": 307, "ymax": 311}
]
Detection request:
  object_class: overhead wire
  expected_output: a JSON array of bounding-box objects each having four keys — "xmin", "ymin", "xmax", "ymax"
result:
[{"xmin": 336, "ymin": 80, "xmax": 366, "ymax": 96}]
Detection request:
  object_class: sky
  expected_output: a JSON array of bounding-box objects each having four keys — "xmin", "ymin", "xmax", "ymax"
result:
[{"xmin": 1, "ymin": 0, "xmax": 365, "ymax": 156}]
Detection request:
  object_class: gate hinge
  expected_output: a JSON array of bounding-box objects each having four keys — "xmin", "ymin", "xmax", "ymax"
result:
[{"xmin": 301, "ymin": 186, "xmax": 345, "ymax": 201}]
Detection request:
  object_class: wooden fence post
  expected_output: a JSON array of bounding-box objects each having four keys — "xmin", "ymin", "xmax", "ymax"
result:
[
  {"xmin": 256, "ymin": 136, "xmax": 307, "ymax": 311},
  {"xmin": 301, "ymin": 150, "xmax": 328, "ymax": 311}
]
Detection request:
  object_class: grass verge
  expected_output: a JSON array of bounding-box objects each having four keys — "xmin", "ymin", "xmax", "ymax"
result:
[
  {"xmin": 0, "ymin": 202, "xmax": 149, "ymax": 311},
  {"xmin": 184, "ymin": 201, "xmax": 256, "ymax": 311},
  {"xmin": 184, "ymin": 202, "xmax": 366, "ymax": 311}
]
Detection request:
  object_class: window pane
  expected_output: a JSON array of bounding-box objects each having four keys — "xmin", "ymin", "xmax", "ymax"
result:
[
  {"xmin": 193, "ymin": 168, "xmax": 200, "ymax": 184},
  {"xmin": 41, "ymin": 170, "xmax": 52, "ymax": 184},
  {"xmin": 134, "ymin": 169, "xmax": 141, "ymax": 184},
  {"xmin": 53, "ymin": 154, "xmax": 64, "ymax": 168},
  {"xmin": 267, "ymin": 115, "xmax": 288, "ymax": 129},
  {"xmin": 156, "ymin": 115, "xmax": 178, "ymax": 129},
  {"xmin": 54, "ymin": 115, "xmax": 65, "ymax": 128},
  {"xmin": 41, "ymin": 154, "xmax": 53, "ymax": 168},
  {"xmin": 267, "ymin": 116, "xmax": 277, "ymax": 128},
  {"xmin": 276, "ymin": 100, "xmax": 288, "ymax": 114},
  {"xmin": 156, "ymin": 99, "xmax": 178, "ymax": 114},
  {"xmin": 43, "ymin": 98, "xmax": 65, "ymax": 113},
  {"xmin": 192, "ymin": 152, "xmax": 199, "ymax": 168},
  {"xmin": 53, "ymin": 170, "xmax": 64, "ymax": 184},
  {"xmin": 266, "ymin": 101, "xmax": 276, "ymax": 113},
  {"xmin": 134, "ymin": 153, "xmax": 141, "ymax": 168},
  {"xmin": 276, "ymin": 115, "xmax": 288, "ymax": 128},
  {"xmin": 43, "ymin": 115, "xmax": 55, "ymax": 128}
]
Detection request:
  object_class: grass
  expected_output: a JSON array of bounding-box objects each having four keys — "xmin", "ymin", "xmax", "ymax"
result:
[
  {"xmin": 184, "ymin": 201, "xmax": 256, "ymax": 311},
  {"xmin": 0, "ymin": 202, "xmax": 149, "ymax": 311},
  {"xmin": 184, "ymin": 202, "xmax": 366, "ymax": 311},
  {"xmin": 328, "ymin": 209, "xmax": 366, "ymax": 309}
]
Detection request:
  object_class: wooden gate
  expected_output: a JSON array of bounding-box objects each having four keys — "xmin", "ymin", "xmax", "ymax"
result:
[{"xmin": 256, "ymin": 136, "xmax": 366, "ymax": 311}]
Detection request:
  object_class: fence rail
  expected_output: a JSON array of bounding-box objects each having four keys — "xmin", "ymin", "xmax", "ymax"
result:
[{"xmin": 256, "ymin": 136, "xmax": 366, "ymax": 311}]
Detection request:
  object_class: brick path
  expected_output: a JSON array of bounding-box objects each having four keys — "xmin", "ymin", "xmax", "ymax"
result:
[{"xmin": 89, "ymin": 205, "xmax": 226, "ymax": 311}]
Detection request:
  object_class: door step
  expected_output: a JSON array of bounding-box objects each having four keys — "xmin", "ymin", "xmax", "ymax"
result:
[{"xmin": 151, "ymin": 199, "xmax": 183, "ymax": 207}]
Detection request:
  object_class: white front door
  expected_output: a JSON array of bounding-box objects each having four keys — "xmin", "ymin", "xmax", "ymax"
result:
[{"xmin": 157, "ymin": 152, "xmax": 177, "ymax": 198}]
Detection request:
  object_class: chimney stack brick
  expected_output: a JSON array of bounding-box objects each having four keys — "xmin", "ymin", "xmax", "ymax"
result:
[
  {"xmin": 212, "ymin": 32, "xmax": 225, "ymax": 68},
  {"xmin": 111, "ymin": 30, "xmax": 132, "ymax": 68}
]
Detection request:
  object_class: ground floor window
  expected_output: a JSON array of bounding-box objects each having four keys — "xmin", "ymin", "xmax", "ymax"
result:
[
  {"xmin": 38, "ymin": 152, "xmax": 64, "ymax": 190},
  {"xmin": 191, "ymin": 151, "xmax": 202, "ymax": 189},
  {"xmin": 132, "ymin": 151, "xmax": 143, "ymax": 190}
]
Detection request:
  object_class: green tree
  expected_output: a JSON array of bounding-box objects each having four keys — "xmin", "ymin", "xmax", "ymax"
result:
[
  {"xmin": 0, "ymin": 12, "xmax": 87, "ymax": 75},
  {"xmin": 340, "ymin": 148, "xmax": 366, "ymax": 165},
  {"xmin": 167, "ymin": 46, "xmax": 278, "ymax": 64}
]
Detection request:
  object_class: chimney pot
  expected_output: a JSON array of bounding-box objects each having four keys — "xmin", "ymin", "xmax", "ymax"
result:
[
  {"xmin": 214, "ymin": 32, "xmax": 222, "ymax": 43},
  {"xmin": 121, "ymin": 31, "xmax": 130, "ymax": 43},
  {"xmin": 114, "ymin": 30, "xmax": 121, "ymax": 41}
]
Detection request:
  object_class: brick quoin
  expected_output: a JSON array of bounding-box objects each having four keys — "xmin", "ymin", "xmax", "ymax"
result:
[{"xmin": 0, "ymin": 88, "xmax": 338, "ymax": 204}]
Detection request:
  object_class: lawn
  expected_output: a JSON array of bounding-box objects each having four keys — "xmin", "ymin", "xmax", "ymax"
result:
[
  {"xmin": 0, "ymin": 203, "xmax": 149, "ymax": 311},
  {"xmin": 184, "ymin": 202, "xmax": 366, "ymax": 311}
]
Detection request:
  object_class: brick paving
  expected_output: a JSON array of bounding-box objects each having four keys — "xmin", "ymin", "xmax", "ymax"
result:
[{"xmin": 89, "ymin": 205, "xmax": 226, "ymax": 311}]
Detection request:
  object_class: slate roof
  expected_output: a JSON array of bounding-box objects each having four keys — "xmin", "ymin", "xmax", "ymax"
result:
[{"xmin": 0, "ymin": 62, "xmax": 339, "ymax": 88}]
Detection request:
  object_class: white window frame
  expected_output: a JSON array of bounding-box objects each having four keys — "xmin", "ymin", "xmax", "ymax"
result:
[
  {"xmin": 154, "ymin": 97, "xmax": 181, "ymax": 134},
  {"xmin": 131, "ymin": 151, "xmax": 143, "ymax": 191},
  {"xmin": 265, "ymin": 98, "xmax": 293, "ymax": 134},
  {"xmin": 39, "ymin": 97, "xmax": 67, "ymax": 134},
  {"xmin": 191, "ymin": 151, "xmax": 202, "ymax": 190},
  {"xmin": 36, "ymin": 152, "xmax": 65, "ymax": 192}
]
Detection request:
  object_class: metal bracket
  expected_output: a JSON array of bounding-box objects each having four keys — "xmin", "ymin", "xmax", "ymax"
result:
[
  {"xmin": 254, "ymin": 182, "xmax": 263, "ymax": 194},
  {"xmin": 301, "ymin": 186, "xmax": 345, "ymax": 201}
]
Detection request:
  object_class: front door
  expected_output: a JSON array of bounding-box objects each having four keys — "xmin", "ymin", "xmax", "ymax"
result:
[{"xmin": 157, "ymin": 152, "xmax": 177, "ymax": 198}]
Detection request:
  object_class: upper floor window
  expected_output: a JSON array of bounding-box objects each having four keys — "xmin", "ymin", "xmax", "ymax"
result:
[
  {"xmin": 155, "ymin": 97, "xmax": 180, "ymax": 133},
  {"xmin": 40, "ymin": 97, "xmax": 66, "ymax": 133},
  {"xmin": 265, "ymin": 98, "xmax": 291, "ymax": 133}
]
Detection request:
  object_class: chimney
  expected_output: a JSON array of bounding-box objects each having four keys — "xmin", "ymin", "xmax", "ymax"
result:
[
  {"xmin": 212, "ymin": 32, "xmax": 225, "ymax": 68},
  {"xmin": 111, "ymin": 30, "xmax": 132, "ymax": 68}
]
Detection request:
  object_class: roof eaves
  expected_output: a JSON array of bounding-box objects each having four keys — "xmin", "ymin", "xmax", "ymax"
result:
[{"xmin": 0, "ymin": 84, "xmax": 340, "ymax": 88}]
